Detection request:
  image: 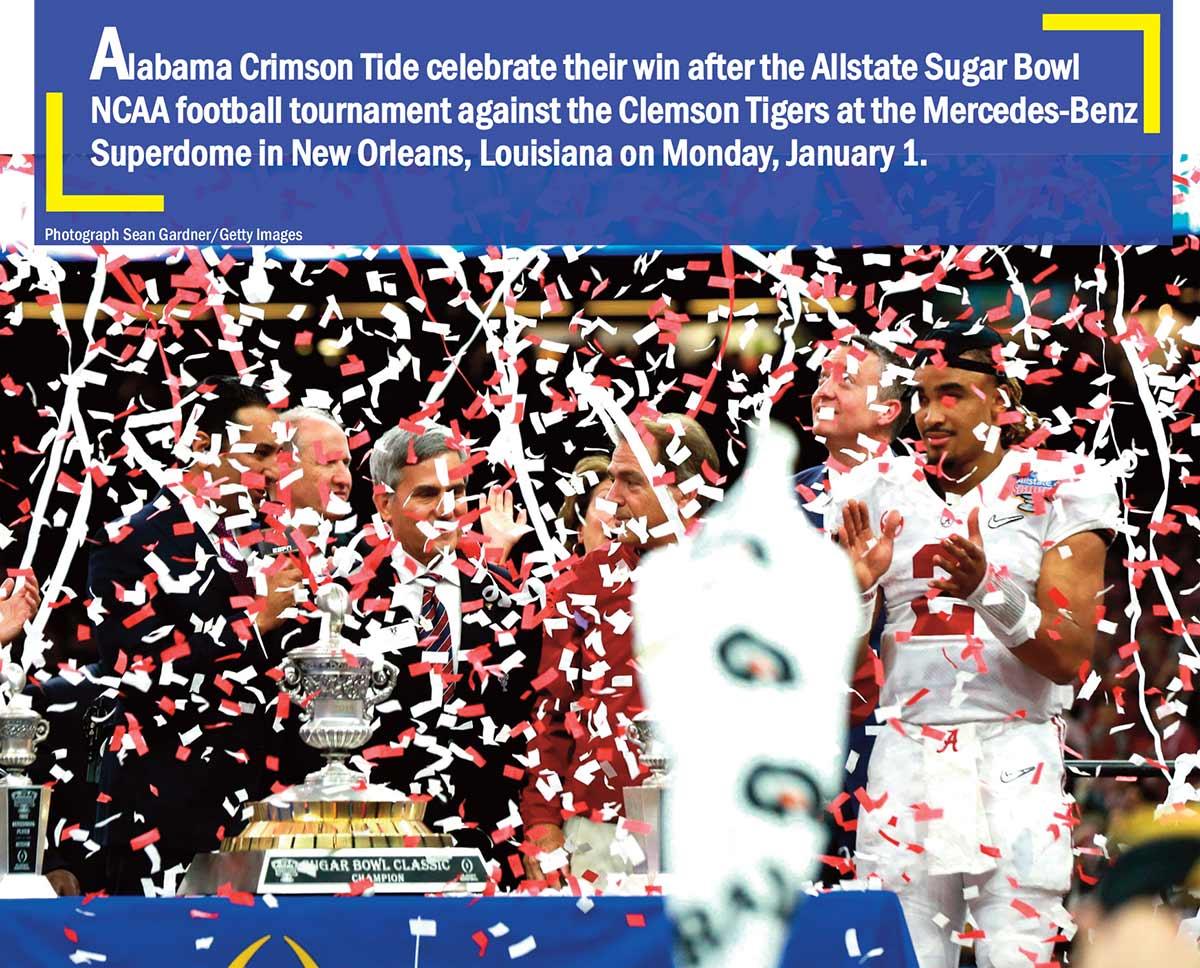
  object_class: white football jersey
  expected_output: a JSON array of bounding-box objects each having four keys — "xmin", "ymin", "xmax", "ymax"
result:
[{"xmin": 827, "ymin": 448, "xmax": 1119, "ymax": 724}]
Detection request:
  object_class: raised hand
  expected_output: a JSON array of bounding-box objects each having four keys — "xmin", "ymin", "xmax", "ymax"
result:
[
  {"xmin": 0, "ymin": 576, "xmax": 41, "ymax": 645},
  {"xmin": 837, "ymin": 500, "xmax": 902, "ymax": 592},
  {"xmin": 930, "ymin": 507, "xmax": 988, "ymax": 598},
  {"xmin": 480, "ymin": 485, "xmax": 530, "ymax": 563}
]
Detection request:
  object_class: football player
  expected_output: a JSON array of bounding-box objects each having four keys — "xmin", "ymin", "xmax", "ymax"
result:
[{"xmin": 829, "ymin": 321, "xmax": 1119, "ymax": 968}]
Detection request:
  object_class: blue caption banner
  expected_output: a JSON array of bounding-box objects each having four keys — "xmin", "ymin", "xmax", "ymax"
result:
[{"xmin": 35, "ymin": 0, "xmax": 1171, "ymax": 246}]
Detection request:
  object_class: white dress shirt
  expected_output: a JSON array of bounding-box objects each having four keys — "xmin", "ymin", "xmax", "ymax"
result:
[{"xmin": 387, "ymin": 550, "xmax": 463, "ymax": 665}]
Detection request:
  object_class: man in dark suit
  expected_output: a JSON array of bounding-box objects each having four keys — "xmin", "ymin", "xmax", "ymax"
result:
[
  {"xmin": 798, "ymin": 333, "xmax": 911, "ymax": 882},
  {"xmin": 87, "ymin": 376, "xmax": 299, "ymax": 893},
  {"xmin": 341, "ymin": 424, "xmax": 539, "ymax": 889}
]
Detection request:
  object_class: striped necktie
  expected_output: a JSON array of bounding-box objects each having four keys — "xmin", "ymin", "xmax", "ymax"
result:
[
  {"xmin": 416, "ymin": 576, "xmax": 455, "ymax": 703},
  {"xmin": 213, "ymin": 517, "xmax": 254, "ymax": 596}
]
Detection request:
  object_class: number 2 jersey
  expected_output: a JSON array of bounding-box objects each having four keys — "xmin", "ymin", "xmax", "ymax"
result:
[{"xmin": 826, "ymin": 448, "xmax": 1120, "ymax": 725}]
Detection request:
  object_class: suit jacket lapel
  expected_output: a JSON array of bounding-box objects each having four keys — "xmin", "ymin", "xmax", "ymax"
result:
[
  {"xmin": 458, "ymin": 560, "xmax": 526, "ymax": 704},
  {"xmin": 158, "ymin": 487, "xmax": 270, "ymax": 662}
]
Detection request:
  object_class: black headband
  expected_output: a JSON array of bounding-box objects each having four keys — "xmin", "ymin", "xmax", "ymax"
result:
[
  {"xmin": 916, "ymin": 324, "xmax": 1006, "ymax": 376},
  {"xmin": 938, "ymin": 354, "xmax": 1004, "ymax": 376}
]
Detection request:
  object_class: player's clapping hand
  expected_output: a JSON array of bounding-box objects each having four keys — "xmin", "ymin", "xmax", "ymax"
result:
[
  {"xmin": 930, "ymin": 507, "xmax": 988, "ymax": 598},
  {"xmin": 0, "ymin": 575, "xmax": 41, "ymax": 645},
  {"xmin": 838, "ymin": 500, "xmax": 903, "ymax": 592}
]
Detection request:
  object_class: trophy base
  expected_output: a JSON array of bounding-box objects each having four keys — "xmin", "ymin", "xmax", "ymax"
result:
[
  {"xmin": 622, "ymin": 781, "xmax": 668, "ymax": 876},
  {"xmin": 0, "ymin": 873, "xmax": 57, "ymax": 898},
  {"xmin": 223, "ymin": 762, "xmax": 453, "ymax": 851},
  {"xmin": 179, "ymin": 847, "xmax": 489, "ymax": 896},
  {"xmin": 179, "ymin": 761, "xmax": 488, "ymax": 895}
]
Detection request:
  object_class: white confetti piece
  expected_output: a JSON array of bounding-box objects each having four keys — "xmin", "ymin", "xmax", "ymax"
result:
[{"xmin": 845, "ymin": 927, "xmax": 861, "ymax": 957}]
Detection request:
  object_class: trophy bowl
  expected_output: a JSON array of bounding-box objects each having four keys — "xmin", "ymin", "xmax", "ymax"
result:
[
  {"xmin": 281, "ymin": 641, "xmax": 398, "ymax": 773},
  {"xmin": 272, "ymin": 584, "xmax": 400, "ymax": 798},
  {"xmin": 0, "ymin": 704, "xmax": 50, "ymax": 780}
]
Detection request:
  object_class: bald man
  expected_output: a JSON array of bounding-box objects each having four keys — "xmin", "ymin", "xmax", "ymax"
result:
[{"xmin": 273, "ymin": 407, "xmax": 353, "ymax": 531}]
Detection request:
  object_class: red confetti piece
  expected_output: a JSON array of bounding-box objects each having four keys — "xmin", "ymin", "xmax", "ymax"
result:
[
  {"xmin": 216, "ymin": 883, "xmax": 256, "ymax": 906},
  {"xmin": 904, "ymin": 688, "xmax": 929, "ymax": 706},
  {"xmin": 1010, "ymin": 898, "xmax": 1039, "ymax": 919},
  {"xmin": 130, "ymin": 828, "xmax": 160, "ymax": 851},
  {"xmin": 472, "ymin": 930, "xmax": 489, "ymax": 956}
]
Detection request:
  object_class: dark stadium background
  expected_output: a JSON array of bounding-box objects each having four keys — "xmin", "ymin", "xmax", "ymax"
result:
[{"xmin": 0, "ymin": 244, "xmax": 1195, "ymax": 892}]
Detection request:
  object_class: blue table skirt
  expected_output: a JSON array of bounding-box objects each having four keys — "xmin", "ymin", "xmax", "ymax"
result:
[{"xmin": 6, "ymin": 891, "xmax": 917, "ymax": 967}]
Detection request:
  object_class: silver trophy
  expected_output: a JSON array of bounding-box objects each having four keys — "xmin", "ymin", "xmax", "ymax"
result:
[
  {"xmin": 623, "ymin": 719, "xmax": 670, "ymax": 876},
  {"xmin": 275, "ymin": 583, "xmax": 399, "ymax": 799},
  {"xmin": 182, "ymin": 584, "xmax": 488, "ymax": 895},
  {"xmin": 0, "ymin": 666, "xmax": 55, "ymax": 898}
]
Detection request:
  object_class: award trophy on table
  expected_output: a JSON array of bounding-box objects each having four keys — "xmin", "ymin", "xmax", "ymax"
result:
[
  {"xmin": 0, "ymin": 666, "xmax": 55, "ymax": 898},
  {"xmin": 180, "ymin": 585, "xmax": 489, "ymax": 895},
  {"xmin": 622, "ymin": 720, "xmax": 670, "ymax": 877}
]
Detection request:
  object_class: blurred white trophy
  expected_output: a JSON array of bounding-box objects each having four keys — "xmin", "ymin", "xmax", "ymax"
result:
[{"xmin": 635, "ymin": 420, "xmax": 859, "ymax": 968}]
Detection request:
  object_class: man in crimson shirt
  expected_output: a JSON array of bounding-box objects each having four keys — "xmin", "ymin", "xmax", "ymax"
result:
[{"xmin": 520, "ymin": 412, "xmax": 719, "ymax": 885}]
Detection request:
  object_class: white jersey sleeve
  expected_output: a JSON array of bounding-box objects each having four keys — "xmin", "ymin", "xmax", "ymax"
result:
[
  {"xmin": 824, "ymin": 455, "xmax": 914, "ymax": 540},
  {"xmin": 1041, "ymin": 455, "xmax": 1121, "ymax": 548}
]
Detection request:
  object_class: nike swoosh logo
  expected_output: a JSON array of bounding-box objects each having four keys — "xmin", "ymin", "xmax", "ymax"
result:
[
  {"xmin": 988, "ymin": 514, "xmax": 1024, "ymax": 529},
  {"xmin": 999, "ymin": 766, "xmax": 1035, "ymax": 783}
]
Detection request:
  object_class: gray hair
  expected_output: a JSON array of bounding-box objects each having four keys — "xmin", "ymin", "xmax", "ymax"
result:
[
  {"xmin": 848, "ymin": 334, "xmax": 914, "ymax": 437},
  {"xmin": 369, "ymin": 425, "xmax": 466, "ymax": 490},
  {"xmin": 279, "ymin": 407, "xmax": 344, "ymax": 454},
  {"xmin": 281, "ymin": 406, "xmax": 342, "ymax": 429}
]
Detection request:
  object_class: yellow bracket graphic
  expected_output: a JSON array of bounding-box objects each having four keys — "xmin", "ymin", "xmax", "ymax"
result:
[
  {"xmin": 45, "ymin": 91, "xmax": 165, "ymax": 212},
  {"xmin": 1042, "ymin": 13, "xmax": 1160, "ymax": 134}
]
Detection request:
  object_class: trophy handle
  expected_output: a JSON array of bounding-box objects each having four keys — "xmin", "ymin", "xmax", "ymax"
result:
[
  {"xmin": 627, "ymin": 721, "xmax": 648, "ymax": 754},
  {"xmin": 279, "ymin": 658, "xmax": 305, "ymax": 704},
  {"xmin": 366, "ymin": 660, "xmax": 398, "ymax": 708},
  {"xmin": 33, "ymin": 718, "xmax": 50, "ymax": 744}
]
